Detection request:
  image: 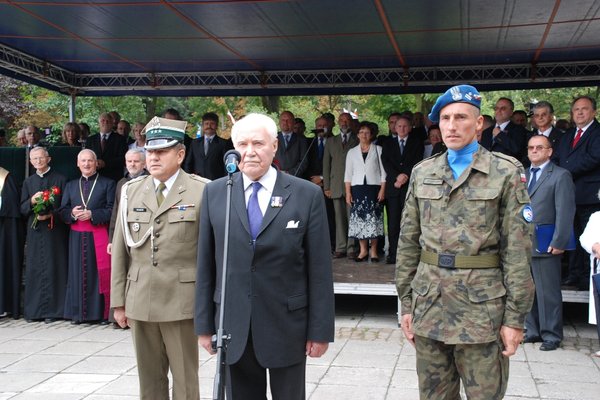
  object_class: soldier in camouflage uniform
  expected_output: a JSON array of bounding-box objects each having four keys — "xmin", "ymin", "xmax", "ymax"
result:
[{"xmin": 396, "ymin": 85, "xmax": 535, "ymax": 400}]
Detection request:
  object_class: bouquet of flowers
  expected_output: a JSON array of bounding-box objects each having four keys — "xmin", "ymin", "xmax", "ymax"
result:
[{"xmin": 31, "ymin": 186, "xmax": 60, "ymax": 229}]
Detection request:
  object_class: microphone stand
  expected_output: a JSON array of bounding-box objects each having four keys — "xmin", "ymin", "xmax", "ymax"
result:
[
  {"xmin": 294, "ymin": 136, "xmax": 316, "ymax": 177},
  {"xmin": 212, "ymin": 171, "xmax": 234, "ymax": 400}
]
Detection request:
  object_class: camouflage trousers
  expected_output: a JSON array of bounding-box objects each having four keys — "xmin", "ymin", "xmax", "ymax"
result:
[{"xmin": 415, "ymin": 335, "xmax": 509, "ymax": 400}]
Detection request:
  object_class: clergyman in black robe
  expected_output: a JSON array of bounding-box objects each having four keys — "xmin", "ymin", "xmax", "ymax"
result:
[
  {"xmin": 59, "ymin": 149, "xmax": 115, "ymax": 323},
  {"xmin": 20, "ymin": 147, "xmax": 69, "ymax": 322},
  {"xmin": 0, "ymin": 167, "xmax": 25, "ymax": 319}
]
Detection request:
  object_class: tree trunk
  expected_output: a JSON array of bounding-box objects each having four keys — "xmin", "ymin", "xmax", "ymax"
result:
[{"xmin": 261, "ymin": 96, "xmax": 280, "ymax": 114}]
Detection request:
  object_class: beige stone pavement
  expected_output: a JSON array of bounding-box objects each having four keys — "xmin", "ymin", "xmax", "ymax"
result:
[{"xmin": 0, "ymin": 297, "xmax": 599, "ymax": 399}]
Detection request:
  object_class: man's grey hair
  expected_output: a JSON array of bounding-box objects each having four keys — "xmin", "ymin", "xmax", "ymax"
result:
[
  {"xmin": 533, "ymin": 101, "xmax": 554, "ymax": 114},
  {"xmin": 78, "ymin": 148, "xmax": 97, "ymax": 160},
  {"xmin": 126, "ymin": 148, "xmax": 146, "ymax": 161},
  {"xmin": 231, "ymin": 113, "xmax": 277, "ymax": 144},
  {"xmin": 30, "ymin": 146, "xmax": 49, "ymax": 157}
]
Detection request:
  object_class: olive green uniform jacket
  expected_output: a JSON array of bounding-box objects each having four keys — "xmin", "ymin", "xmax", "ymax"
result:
[{"xmin": 396, "ymin": 146, "xmax": 535, "ymax": 344}]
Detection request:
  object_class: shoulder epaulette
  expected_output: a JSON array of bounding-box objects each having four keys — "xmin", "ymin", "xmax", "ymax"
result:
[
  {"xmin": 189, "ymin": 174, "xmax": 212, "ymax": 184},
  {"xmin": 413, "ymin": 151, "xmax": 444, "ymax": 169},
  {"xmin": 491, "ymin": 151, "xmax": 524, "ymax": 169}
]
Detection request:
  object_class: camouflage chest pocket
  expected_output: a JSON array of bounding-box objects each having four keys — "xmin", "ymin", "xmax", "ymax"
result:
[
  {"xmin": 127, "ymin": 212, "xmax": 151, "ymax": 242},
  {"xmin": 415, "ymin": 183, "xmax": 444, "ymax": 225},
  {"xmin": 462, "ymin": 187, "xmax": 501, "ymax": 228},
  {"xmin": 167, "ymin": 209, "xmax": 198, "ymax": 242}
]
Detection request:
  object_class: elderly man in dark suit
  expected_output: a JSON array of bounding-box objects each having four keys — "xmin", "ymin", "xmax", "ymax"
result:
[
  {"xmin": 480, "ymin": 97, "xmax": 528, "ymax": 162},
  {"xmin": 524, "ymin": 135, "xmax": 575, "ymax": 351},
  {"xmin": 381, "ymin": 115, "xmax": 424, "ymax": 264},
  {"xmin": 184, "ymin": 112, "xmax": 233, "ymax": 180},
  {"xmin": 529, "ymin": 101, "xmax": 563, "ymax": 148},
  {"xmin": 195, "ymin": 113, "xmax": 335, "ymax": 400},
  {"xmin": 85, "ymin": 112, "xmax": 127, "ymax": 182},
  {"xmin": 554, "ymin": 95, "xmax": 600, "ymax": 289}
]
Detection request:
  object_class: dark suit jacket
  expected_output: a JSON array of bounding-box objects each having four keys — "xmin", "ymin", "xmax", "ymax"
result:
[
  {"xmin": 553, "ymin": 119, "xmax": 600, "ymax": 205},
  {"xmin": 526, "ymin": 162, "xmax": 575, "ymax": 257},
  {"xmin": 275, "ymin": 132, "xmax": 309, "ymax": 177},
  {"xmin": 480, "ymin": 121, "xmax": 528, "ymax": 162},
  {"xmin": 183, "ymin": 135, "xmax": 233, "ymax": 180},
  {"xmin": 85, "ymin": 133, "xmax": 127, "ymax": 182},
  {"xmin": 194, "ymin": 170, "xmax": 335, "ymax": 368},
  {"xmin": 381, "ymin": 135, "xmax": 424, "ymax": 198},
  {"xmin": 528, "ymin": 127, "xmax": 563, "ymax": 148}
]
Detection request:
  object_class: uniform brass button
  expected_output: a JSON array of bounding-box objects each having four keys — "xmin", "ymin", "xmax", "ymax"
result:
[
  {"xmin": 153, "ymin": 261, "xmax": 158, "ymax": 266},
  {"xmin": 155, "ymin": 218, "xmax": 160, "ymax": 224},
  {"xmin": 153, "ymin": 246, "xmax": 158, "ymax": 251},
  {"xmin": 180, "ymin": 215, "xmax": 184, "ymax": 219},
  {"xmin": 155, "ymin": 233, "xmax": 160, "ymax": 238}
]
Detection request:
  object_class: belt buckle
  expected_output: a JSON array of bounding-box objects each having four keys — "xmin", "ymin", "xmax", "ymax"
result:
[{"xmin": 438, "ymin": 253, "xmax": 456, "ymax": 269}]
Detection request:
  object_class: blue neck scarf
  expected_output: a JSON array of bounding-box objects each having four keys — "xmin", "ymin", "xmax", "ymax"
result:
[{"xmin": 447, "ymin": 140, "xmax": 478, "ymax": 179}]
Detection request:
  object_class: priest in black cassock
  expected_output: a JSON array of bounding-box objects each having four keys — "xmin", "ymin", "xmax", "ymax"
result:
[
  {"xmin": 20, "ymin": 147, "xmax": 68, "ymax": 323},
  {"xmin": 0, "ymin": 166, "xmax": 24, "ymax": 319},
  {"xmin": 59, "ymin": 149, "xmax": 115, "ymax": 324}
]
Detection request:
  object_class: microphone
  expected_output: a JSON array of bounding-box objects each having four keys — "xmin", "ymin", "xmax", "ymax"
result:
[{"xmin": 223, "ymin": 150, "xmax": 241, "ymax": 174}]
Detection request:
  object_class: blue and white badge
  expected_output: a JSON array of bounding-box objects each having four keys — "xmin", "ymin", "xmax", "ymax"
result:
[{"xmin": 522, "ymin": 205, "xmax": 533, "ymax": 222}]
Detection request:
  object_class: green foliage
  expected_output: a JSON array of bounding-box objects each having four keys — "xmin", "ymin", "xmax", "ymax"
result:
[{"xmin": 4, "ymin": 78, "xmax": 599, "ymax": 144}]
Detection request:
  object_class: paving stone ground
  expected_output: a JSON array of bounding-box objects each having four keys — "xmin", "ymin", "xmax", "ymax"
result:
[{"xmin": 0, "ymin": 296, "xmax": 598, "ymax": 399}]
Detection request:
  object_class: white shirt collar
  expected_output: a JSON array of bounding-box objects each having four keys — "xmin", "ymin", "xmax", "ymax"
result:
[
  {"xmin": 153, "ymin": 169, "xmax": 180, "ymax": 193},
  {"xmin": 36, "ymin": 166, "xmax": 51, "ymax": 178},
  {"xmin": 538, "ymin": 127, "xmax": 553, "ymax": 137},
  {"xmin": 531, "ymin": 159, "xmax": 550, "ymax": 172},
  {"xmin": 578, "ymin": 120, "xmax": 594, "ymax": 133},
  {"xmin": 497, "ymin": 121, "xmax": 510, "ymax": 130},
  {"xmin": 242, "ymin": 166, "xmax": 277, "ymax": 193}
]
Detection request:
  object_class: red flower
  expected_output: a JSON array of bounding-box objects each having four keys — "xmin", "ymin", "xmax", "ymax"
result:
[{"xmin": 52, "ymin": 186, "xmax": 60, "ymax": 195}]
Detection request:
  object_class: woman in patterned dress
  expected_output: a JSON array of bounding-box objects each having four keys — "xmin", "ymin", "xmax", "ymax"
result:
[{"xmin": 344, "ymin": 121, "xmax": 386, "ymax": 262}]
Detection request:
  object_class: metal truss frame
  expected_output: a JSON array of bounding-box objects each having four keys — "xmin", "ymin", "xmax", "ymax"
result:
[{"xmin": 1, "ymin": 43, "xmax": 599, "ymax": 94}]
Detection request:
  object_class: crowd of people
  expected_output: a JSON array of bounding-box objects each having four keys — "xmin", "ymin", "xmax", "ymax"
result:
[{"xmin": 0, "ymin": 91, "xmax": 599, "ymax": 398}]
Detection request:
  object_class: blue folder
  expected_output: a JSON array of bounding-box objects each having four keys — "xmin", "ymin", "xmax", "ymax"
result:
[{"xmin": 535, "ymin": 224, "xmax": 577, "ymax": 253}]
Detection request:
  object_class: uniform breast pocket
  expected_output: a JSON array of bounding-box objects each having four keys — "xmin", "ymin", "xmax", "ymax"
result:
[
  {"xmin": 415, "ymin": 185, "xmax": 444, "ymax": 225},
  {"xmin": 127, "ymin": 212, "xmax": 151, "ymax": 242},
  {"xmin": 167, "ymin": 210, "xmax": 198, "ymax": 242},
  {"xmin": 463, "ymin": 187, "xmax": 501, "ymax": 228}
]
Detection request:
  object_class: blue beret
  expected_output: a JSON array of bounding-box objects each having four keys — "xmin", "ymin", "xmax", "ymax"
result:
[{"xmin": 428, "ymin": 85, "xmax": 482, "ymax": 123}]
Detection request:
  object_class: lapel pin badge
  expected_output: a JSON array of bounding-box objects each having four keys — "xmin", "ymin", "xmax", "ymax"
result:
[{"xmin": 271, "ymin": 196, "xmax": 283, "ymax": 208}]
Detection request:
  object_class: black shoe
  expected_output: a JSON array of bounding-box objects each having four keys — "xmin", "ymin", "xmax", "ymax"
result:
[
  {"xmin": 371, "ymin": 257, "xmax": 380, "ymax": 263},
  {"xmin": 523, "ymin": 336, "xmax": 542, "ymax": 344},
  {"xmin": 355, "ymin": 255, "xmax": 368, "ymax": 262},
  {"xmin": 70, "ymin": 320, "xmax": 81, "ymax": 325},
  {"xmin": 333, "ymin": 252, "xmax": 347, "ymax": 259},
  {"xmin": 44, "ymin": 318, "xmax": 58, "ymax": 324},
  {"xmin": 385, "ymin": 257, "xmax": 395, "ymax": 264},
  {"xmin": 539, "ymin": 341, "xmax": 560, "ymax": 351},
  {"xmin": 99, "ymin": 320, "xmax": 110, "ymax": 325}
]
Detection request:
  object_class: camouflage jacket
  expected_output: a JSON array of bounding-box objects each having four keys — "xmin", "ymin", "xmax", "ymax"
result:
[{"xmin": 396, "ymin": 145, "xmax": 535, "ymax": 344}]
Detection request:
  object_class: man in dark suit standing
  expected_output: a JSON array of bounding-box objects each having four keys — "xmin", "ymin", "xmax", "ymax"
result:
[
  {"xmin": 86, "ymin": 112, "xmax": 127, "ymax": 182},
  {"xmin": 184, "ymin": 112, "xmax": 233, "ymax": 180},
  {"xmin": 381, "ymin": 115, "xmax": 424, "ymax": 264},
  {"xmin": 480, "ymin": 97, "xmax": 528, "ymax": 162},
  {"xmin": 524, "ymin": 135, "xmax": 575, "ymax": 351},
  {"xmin": 195, "ymin": 113, "xmax": 334, "ymax": 400},
  {"xmin": 529, "ymin": 101, "xmax": 563, "ymax": 148},
  {"xmin": 274, "ymin": 110, "xmax": 309, "ymax": 177},
  {"xmin": 554, "ymin": 95, "xmax": 600, "ymax": 289}
]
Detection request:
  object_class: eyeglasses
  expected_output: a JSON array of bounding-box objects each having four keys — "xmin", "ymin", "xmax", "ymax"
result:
[{"xmin": 527, "ymin": 145, "xmax": 550, "ymax": 151}]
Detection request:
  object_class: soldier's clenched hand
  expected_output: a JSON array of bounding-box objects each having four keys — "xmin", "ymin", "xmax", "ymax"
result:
[
  {"xmin": 500, "ymin": 325, "xmax": 523, "ymax": 357},
  {"xmin": 401, "ymin": 314, "xmax": 415, "ymax": 347}
]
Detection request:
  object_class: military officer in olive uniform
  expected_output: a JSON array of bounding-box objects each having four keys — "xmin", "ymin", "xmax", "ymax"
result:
[
  {"xmin": 396, "ymin": 85, "xmax": 535, "ymax": 400},
  {"xmin": 111, "ymin": 116, "xmax": 209, "ymax": 400}
]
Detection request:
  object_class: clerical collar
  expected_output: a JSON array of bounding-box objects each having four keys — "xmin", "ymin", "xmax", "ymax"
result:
[
  {"xmin": 81, "ymin": 172, "xmax": 98, "ymax": 180},
  {"xmin": 36, "ymin": 166, "xmax": 51, "ymax": 178}
]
